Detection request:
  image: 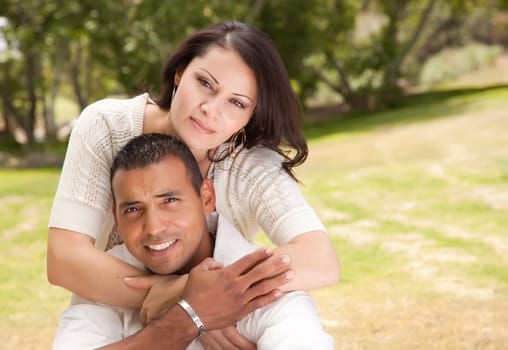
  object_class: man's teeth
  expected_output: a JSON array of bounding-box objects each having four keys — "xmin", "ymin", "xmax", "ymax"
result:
[{"xmin": 147, "ymin": 240, "xmax": 176, "ymax": 251}]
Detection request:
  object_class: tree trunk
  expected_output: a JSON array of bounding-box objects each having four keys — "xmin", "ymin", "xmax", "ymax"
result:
[
  {"xmin": 0, "ymin": 61, "xmax": 25, "ymax": 142},
  {"xmin": 43, "ymin": 51, "xmax": 63, "ymax": 143},
  {"xmin": 384, "ymin": 0, "xmax": 437, "ymax": 88},
  {"xmin": 68, "ymin": 40, "xmax": 87, "ymax": 110},
  {"xmin": 25, "ymin": 52, "xmax": 38, "ymax": 147}
]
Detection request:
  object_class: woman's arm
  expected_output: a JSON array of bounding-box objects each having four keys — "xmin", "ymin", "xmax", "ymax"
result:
[
  {"xmin": 214, "ymin": 146, "xmax": 340, "ymax": 291},
  {"xmin": 47, "ymin": 96, "xmax": 153, "ymax": 306},
  {"xmin": 272, "ymin": 230, "xmax": 340, "ymax": 292},
  {"xmin": 47, "ymin": 228, "xmax": 149, "ymax": 307}
]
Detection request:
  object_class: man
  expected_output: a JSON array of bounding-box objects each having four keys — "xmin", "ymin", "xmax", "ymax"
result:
[{"xmin": 53, "ymin": 133, "xmax": 333, "ymax": 349}]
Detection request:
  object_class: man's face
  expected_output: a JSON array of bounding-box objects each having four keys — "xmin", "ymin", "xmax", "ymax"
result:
[{"xmin": 112, "ymin": 156, "xmax": 214, "ymax": 275}]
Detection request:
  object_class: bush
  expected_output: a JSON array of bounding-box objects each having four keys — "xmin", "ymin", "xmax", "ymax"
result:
[{"xmin": 419, "ymin": 43, "xmax": 502, "ymax": 86}]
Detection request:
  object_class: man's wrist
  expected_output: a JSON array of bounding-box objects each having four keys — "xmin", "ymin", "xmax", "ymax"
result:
[
  {"xmin": 177, "ymin": 299, "xmax": 206, "ymax": 336},
  {"xmin": 147, "ymin": 305, "xmax": 200, "ymax": 348}
]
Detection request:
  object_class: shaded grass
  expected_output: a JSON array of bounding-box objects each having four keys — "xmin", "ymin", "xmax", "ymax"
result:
[
  {"xmin": 304, "ymin": 84, "xmax": 508, "ymax": 141},
  {"xmin": 0, "ymin": 169, "xmax": 70, "ymax": 326}
]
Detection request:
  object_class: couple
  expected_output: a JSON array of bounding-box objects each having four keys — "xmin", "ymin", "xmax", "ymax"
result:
[
  {"xmin": 48, "ymin": 21, "xmax": 340, "ymax": 348},
  {"xmin": 53, "ymin": 133, "xmax": 334, "ymax": 349}
]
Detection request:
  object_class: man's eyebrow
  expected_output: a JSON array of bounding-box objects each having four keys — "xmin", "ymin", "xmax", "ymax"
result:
[
  {"xmin": 155, "ymin": 191, "xmax": 181, "ymax": 198},
  {"xmin": 118, "ymin": 200, "xmax": 139, "ymax": 210}
]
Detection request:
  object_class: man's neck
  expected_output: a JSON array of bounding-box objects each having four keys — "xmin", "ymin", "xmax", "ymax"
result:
[{"xmin": 176, "ymin": 231, "xmax": 215, "ymax": 275}]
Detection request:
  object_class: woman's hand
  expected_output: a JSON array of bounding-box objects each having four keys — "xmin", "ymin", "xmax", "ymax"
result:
[
  {"xmin": 199, "ymin": 326, "xmax": 256, "ymax": 350},
  {"xmin": 124, "ymin": 274, "xmax": 189, "ymax": 324}
]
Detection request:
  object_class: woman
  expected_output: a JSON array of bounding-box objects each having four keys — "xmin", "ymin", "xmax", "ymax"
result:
[{"xmin": 47, "ymin": 21, "xmax": 339, "ymax": 348}]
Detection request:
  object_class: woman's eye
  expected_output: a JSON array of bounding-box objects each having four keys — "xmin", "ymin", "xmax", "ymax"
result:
[
  {"xmin": 198, "ymin": 77, "xmax": 212, "ymax": 89},
  {"xmin": 165, "ymin": 197, "xmax": 177, "ymax": 203},
  {"xmin": 231, "ymin": 99, "xmax": 245, "ymax": 109}
]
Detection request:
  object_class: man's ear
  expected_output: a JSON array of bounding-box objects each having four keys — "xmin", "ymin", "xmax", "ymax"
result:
[
  {"xmin": 200, "ymin": 179, "xmax": 216, "ymax": 215},
  {"xmin": 112, "ymin": 202, "xmax": 119, "ymax": 227}
]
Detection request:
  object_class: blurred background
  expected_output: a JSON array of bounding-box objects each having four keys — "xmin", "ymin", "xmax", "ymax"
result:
[
  {"xmin": 1, "ymin": 1, "xmax": 507, "ymax": 349},
  {"xmin": 1, "ymin": 0, "xmax": 507, "ymax": 152}
]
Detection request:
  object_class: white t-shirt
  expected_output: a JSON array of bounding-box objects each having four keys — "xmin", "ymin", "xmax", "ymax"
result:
[
  {"xmin": 49, "ymin": 94, "xmax": 326, "ymax": 250},
  {"xmin": 53, "ymin": 215, "xmax": 333, "ymax": 350}
]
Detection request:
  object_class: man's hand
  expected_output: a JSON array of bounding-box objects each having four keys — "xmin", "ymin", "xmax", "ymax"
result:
[
  {"xmin": 199, "ymin": 326, "xmax": 257, "ymax": 350},
  {"xmin": 182, "ymin": 248, "xmax": 292, "ymax": 331},
  {"xmin": 98, "ymin": 248, "xmax": 291, "ymax": 350},
  {"xmin": 199, "ymin": 326, "xmax": 256, "ymax": 350}
]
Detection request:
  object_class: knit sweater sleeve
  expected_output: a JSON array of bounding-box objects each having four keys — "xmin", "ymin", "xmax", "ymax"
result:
[
  {"xmin": 48, "ymin": 95, "xmax": 145, "ymax": 243},
  {"xmin": 212, "ymin": 146, "xmax": 326, "ymax": 245}
]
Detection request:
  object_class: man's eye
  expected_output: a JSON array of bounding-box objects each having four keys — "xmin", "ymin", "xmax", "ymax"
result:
[{"xmin": 125, "ymin": 207, "xmax": 139, "ymax": 214}]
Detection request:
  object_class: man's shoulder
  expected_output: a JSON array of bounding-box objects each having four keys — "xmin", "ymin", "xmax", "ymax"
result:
[{"xmin": 213, "ymin": 214, "xmax": 258, "ymax": 266}]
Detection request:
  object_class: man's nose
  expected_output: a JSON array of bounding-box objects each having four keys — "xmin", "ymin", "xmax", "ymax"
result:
[{"xmin": 144, "ymin": 208, "xmax": 166, "ymax": 236}]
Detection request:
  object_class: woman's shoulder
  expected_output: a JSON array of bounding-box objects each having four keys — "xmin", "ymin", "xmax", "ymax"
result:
[
  {"xmin": 237, "ymin": 145, "xmax": 286, "ymax": 172},
  {"xmin": 239, "ymin": 144, "xmax": 283, "ymax": 161},
  {"xmin": 81, "ymin": 93, "xmax": 148, "ymax": 116},
  {"xmin": 74, "ymin": 94, "xmax": 148, "ymax": 134},
  {"xmin": 214, "ymin": 144, "xmax": 287, "ymax": 180}
]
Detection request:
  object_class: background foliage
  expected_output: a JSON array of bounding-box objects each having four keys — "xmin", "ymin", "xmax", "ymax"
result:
[{"xmin": 1, "ymin": 0, "xmax": 507, "ymax": 149}]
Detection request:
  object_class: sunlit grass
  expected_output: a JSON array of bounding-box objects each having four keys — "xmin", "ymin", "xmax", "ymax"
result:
[{"xmin": 2, "ymin": 84, "xmax": 508, "ymax": 348}]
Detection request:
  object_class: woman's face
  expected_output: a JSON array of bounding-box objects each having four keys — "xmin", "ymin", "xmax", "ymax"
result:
[{"xmin": 168, "ymin": 46, "xmax": 257, "ymax": 156}]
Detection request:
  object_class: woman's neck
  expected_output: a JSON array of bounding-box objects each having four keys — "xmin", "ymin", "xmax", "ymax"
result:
[
  {"xmin": 143, "ymin": 103, "xmax": 172, "ymax": 135},
  {"xmin": 144, "ymin": 104, "xmax": 214, "ymax": 177}
]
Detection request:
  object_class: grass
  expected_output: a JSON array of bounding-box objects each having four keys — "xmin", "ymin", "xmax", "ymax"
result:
[
  {"xmin": 1, "ymin": 84, "xmax": 508, "ymax": 349},
  {"xmin": 299, "ymin": 86, "xmax": 508, "ymax": 348}
]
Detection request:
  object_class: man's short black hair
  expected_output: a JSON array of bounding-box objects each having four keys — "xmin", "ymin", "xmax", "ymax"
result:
[{"xmin": 110, "ymin": 133, "xmax": 203, "ymax": 199}]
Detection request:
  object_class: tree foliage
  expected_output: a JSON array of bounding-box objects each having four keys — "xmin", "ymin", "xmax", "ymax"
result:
[{"xmin": 0, "ymin": 0, "xmax": 506, "ymax": 147}]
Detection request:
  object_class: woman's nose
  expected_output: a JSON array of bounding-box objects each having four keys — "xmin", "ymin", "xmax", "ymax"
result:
[{"xmin": 200, "ymin": 99, "xmax": 220, "ymax": 119}]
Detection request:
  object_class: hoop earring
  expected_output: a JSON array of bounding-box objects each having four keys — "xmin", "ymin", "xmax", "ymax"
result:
[{"xmin": 229, "ymin": 128, "xmax": 246, "ymax": 158}]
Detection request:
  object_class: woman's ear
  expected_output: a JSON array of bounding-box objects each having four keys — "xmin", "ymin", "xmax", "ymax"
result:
[
  {"xmin": 174, "ymin": 70, "xmax": 182, "ymax": 86},
  {"xmin": 200, "ymin": 179, "xmax": 216, "ymax": 215}
]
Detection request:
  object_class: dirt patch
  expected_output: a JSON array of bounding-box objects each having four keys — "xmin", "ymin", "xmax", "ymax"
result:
[
  {"xmin": 0, "ymin": 151, "xmax": 63, "ymax": 168},
  {"xmin": 316, "ymin": 294, "xmax": 508, "ymax": 350},
  {"xmin": 1, "ymin": 203, "xmax": 40, "ymax": 242}
]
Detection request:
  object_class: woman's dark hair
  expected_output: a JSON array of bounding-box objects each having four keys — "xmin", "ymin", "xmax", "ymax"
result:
[
  {"xmin": 155, "ymin": 21, "xmax": 308, "ymax": 180},
  {"xmin": 110, "ymin": 133, "xmax": 203, "ymax": 200}
]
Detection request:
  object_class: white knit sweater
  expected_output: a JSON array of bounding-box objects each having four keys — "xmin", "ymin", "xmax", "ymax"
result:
[{"xmin": 49, "ymin": 94, "xmax": 325, "ymax": 249}]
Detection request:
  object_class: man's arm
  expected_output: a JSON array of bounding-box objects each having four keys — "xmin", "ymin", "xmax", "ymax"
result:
[
  {"xmin": 99, "ymin": 306, "xmax": 198, "ymax": 350},
  {"xmin": 99, "ymin": 248, "xmax": 292, "ymax": 349}
]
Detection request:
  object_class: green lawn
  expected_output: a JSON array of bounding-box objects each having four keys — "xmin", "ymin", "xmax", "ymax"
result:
[{"xmin": 1, "ymin": 86, "xmax": 508, "ymax": 349}]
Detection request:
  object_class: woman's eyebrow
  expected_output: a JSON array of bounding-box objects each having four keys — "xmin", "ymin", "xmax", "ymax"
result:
[
  {"xmin": 199, "ymin": 67, "xmax": 254, "ymax": 102},
  {"xmin": 199, "ymin": 68, "xmax": 219, "ymax": 84},
  {"xmin": 234, "ymin": 92, "xmax": 254, "ymax": 102}
]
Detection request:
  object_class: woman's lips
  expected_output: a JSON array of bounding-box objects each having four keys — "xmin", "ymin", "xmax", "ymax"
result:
[{"xmin": 190, "ymin": 117, "xmax": 214, "ymax": 134}]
